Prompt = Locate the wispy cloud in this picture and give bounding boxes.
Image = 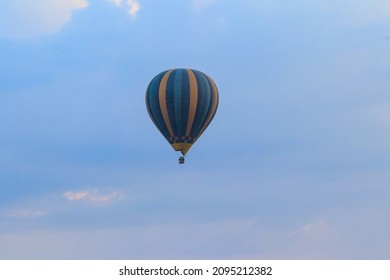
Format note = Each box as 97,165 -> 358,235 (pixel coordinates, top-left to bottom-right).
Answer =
110,0 -> 122,6
193,0 -> 217,13
63,190 -> 123,203
127,0 -> 140,17
4,209 -> 47,219
109,0 -> 140,18
63,191 -> 90,201
299,220 -> 330,236
244,0 -> 390,26
0,0 -> 89,39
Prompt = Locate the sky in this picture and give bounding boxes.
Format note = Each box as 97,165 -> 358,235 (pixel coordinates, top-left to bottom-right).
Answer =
0,0 -> 389,259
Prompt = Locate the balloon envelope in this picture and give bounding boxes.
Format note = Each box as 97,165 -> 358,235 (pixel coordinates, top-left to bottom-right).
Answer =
145,68 -> 219,156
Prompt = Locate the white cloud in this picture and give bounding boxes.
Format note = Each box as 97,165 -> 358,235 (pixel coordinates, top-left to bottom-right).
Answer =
110,0 -> 122,6
193,0 -> 217,13
260,220 -> 336,259
127,0 -> 140,17
243,0 -> 390,26
298,221 -> 330,236
109,0 -> 140,18
63,190 -> 123,203
63,191 -> 90,201
3,209 -> 47,219
0,0 -> 88,39
314,0 -> 390,26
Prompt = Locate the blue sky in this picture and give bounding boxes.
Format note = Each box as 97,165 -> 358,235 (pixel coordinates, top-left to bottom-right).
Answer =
0,0 -> 390,259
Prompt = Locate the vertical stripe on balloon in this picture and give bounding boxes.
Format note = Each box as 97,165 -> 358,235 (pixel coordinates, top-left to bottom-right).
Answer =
158,70 -> 174,138
197,75 -> 219,139
185,69 -> 198,137
146,71 -> 171,140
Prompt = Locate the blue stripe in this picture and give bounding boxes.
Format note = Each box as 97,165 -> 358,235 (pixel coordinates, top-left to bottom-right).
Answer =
173,69 -> 184,137
190,70 -> 212,138
198,74 -> 219,137
165,70 -> 176,135
180,69 -> 190,137
146,70 -> 171,142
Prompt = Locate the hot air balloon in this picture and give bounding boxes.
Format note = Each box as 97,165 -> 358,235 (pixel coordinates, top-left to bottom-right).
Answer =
145,68 -> 219,164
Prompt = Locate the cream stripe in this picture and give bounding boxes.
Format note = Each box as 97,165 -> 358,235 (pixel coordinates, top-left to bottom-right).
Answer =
185,69 -> 198,136
159,70 -> 174,137
198,77 -> 218,137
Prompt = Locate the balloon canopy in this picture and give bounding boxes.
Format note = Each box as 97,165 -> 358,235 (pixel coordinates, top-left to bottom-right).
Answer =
145,68 -> 219,157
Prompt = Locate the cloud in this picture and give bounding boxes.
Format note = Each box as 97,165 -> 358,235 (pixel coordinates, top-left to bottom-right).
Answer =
266,220 -> 336,259
63,190 -> 123,203
3,210 -> 47,219
63,191 -> 90,201
297,221 -> 331,239
343,0 -> 390,25
108,0 -> 140,18
0,219 -> 267,259
0,0 -> 88,39
110,0 -> 122,6
244,0 -> 390,26
127,0 -> 140,17
193,0 -> 217,13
